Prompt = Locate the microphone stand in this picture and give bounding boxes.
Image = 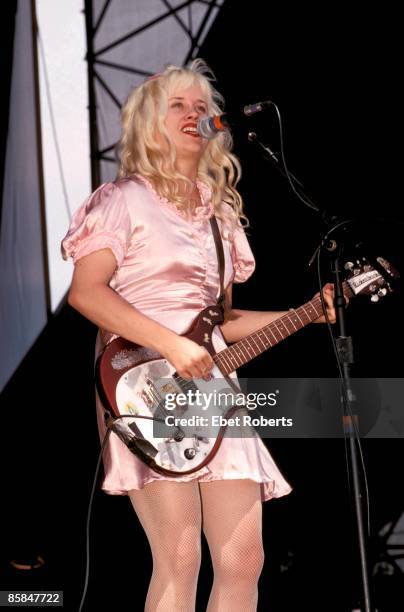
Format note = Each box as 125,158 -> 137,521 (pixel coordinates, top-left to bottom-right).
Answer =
248,132 -> 374,611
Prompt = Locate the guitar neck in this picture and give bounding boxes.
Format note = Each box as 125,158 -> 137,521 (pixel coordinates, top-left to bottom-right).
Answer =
213,282 -> 352,375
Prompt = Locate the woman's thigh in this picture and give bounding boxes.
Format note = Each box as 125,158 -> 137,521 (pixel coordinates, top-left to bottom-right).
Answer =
128,479 -> 203,558
199,479 -> 264,570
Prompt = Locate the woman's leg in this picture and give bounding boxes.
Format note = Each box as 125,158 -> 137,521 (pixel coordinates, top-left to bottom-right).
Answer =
199,479 -> 264,612
128,480 -> 202,612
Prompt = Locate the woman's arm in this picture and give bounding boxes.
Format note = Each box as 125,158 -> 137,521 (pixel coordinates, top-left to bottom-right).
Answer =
219,283 -> 288,343
68,248 -> 178,352
68,248 -> 214,378
219,283 -> 337,344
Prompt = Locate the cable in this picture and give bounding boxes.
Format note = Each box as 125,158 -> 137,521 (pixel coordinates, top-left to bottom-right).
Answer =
77,426 -> 112,612
267,101 -> 372,536
271,102 -> 321,213
77,413 -> 166,612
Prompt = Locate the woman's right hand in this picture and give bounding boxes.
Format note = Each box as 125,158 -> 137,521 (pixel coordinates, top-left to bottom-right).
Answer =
160,335 -> 215,380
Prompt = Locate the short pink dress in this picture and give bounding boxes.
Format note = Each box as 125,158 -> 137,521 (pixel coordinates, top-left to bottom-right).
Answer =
62,175 -> 292,502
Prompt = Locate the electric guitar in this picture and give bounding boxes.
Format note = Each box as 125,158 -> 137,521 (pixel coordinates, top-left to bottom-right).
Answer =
96,256 -> 398,476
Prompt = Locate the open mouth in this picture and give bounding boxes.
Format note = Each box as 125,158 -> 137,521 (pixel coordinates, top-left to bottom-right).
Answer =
181,125 -> 200,138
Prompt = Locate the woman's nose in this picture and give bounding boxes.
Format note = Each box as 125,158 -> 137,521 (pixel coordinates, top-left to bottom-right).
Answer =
185,107 -> 199,119
186,103 -> 206,118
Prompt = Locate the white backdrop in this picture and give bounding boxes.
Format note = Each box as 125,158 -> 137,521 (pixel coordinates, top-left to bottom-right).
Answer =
0,0 -> 224,392
0,0 -> 47,392
36,0 -> 91,312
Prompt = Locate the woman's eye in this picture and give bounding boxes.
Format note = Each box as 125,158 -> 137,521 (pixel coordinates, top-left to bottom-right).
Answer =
170,102 -> 207,114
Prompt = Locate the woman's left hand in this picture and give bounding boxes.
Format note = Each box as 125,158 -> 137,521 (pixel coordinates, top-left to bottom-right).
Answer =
313,282 -> 338,323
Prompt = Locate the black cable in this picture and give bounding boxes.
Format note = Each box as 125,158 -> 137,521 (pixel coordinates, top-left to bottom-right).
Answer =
77,413 -> 165,612
267,102 -> 372,538
77,426 -> 112,612
272,102 -> 321,214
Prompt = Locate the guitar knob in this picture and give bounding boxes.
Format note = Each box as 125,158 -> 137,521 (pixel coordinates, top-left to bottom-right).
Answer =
173,428 -> 185,442
371,294 -> 379,302
184,448 -> 197,460
378,288 -> 387,297
344,262 -> 354,270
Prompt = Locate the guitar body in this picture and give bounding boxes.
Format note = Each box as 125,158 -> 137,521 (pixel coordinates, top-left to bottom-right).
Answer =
95,256 -> 397,476
96,304 -> 247,476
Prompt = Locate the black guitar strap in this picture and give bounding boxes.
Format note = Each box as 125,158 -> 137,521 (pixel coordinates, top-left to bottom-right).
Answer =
209,215 -> 247,400
210,215 -> 226,310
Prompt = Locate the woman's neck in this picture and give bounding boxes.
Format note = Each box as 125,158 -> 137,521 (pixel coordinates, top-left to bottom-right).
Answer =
176,163 -> 202,220
175,158 -> 199,184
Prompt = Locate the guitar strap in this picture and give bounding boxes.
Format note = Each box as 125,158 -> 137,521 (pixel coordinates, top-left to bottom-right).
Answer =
209,215 -> 226,311
209,215 -> 249,410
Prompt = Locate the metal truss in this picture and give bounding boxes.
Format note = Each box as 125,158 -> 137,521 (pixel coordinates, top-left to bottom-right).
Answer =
84,0 -> 225,187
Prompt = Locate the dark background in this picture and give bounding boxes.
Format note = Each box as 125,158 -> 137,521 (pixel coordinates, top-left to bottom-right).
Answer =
1,2 -> 403,611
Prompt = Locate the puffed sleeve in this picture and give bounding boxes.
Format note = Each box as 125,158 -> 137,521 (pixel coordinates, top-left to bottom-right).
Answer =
221,202 -> 256,283
231,223 -> 256,283
61,182 -> 132,267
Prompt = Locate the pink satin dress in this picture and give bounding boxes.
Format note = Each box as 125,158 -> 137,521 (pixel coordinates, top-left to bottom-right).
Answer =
62,175 -> 292,502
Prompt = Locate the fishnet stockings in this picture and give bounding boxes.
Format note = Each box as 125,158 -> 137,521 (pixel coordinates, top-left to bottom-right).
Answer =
200,480 -> 264,611
128,478 -> 263,612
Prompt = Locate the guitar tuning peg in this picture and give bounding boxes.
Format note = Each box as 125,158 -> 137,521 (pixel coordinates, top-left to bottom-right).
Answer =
344,261 -> 354,270
371,294 -> 380,302
377,256 -> 390,271
378,288 -> 387,297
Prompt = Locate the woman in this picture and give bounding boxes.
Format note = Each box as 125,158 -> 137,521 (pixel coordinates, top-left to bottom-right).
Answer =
62,59 -> 336,611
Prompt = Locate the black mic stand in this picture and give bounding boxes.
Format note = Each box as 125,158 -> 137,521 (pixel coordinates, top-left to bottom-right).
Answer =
248,132 -> 374,612
321,231 -> 373,612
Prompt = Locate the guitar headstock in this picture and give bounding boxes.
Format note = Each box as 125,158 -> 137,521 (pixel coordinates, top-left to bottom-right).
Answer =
344,256 -> 400,302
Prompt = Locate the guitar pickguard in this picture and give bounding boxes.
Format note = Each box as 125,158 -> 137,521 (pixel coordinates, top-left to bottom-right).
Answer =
114,358 -> 244,472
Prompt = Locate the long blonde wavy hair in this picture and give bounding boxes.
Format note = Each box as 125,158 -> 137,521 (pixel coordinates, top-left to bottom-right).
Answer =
117,58 -> 248,227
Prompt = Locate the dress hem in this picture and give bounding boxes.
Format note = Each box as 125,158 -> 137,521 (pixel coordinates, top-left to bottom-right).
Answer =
101,474 -> 292,503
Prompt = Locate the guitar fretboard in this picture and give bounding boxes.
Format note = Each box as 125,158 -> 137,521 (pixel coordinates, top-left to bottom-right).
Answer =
213,282 -> 351,376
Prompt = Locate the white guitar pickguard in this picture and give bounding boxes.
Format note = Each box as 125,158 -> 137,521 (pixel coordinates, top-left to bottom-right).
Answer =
115,359 -> 244,473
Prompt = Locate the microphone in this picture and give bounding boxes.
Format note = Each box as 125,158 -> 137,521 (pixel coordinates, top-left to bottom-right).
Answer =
197,114 -> 230,139
243,100 -> 273,116
197,100 -> 273,139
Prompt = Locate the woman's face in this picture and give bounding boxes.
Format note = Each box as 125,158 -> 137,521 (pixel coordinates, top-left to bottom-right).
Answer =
163,83 -> 209,162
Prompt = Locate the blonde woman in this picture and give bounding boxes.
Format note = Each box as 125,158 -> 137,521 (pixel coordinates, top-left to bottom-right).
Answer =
62,59 -> 335,611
